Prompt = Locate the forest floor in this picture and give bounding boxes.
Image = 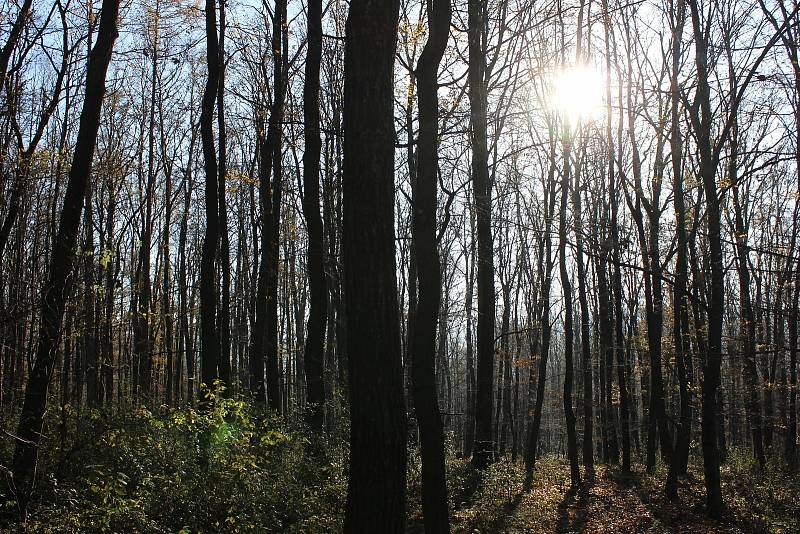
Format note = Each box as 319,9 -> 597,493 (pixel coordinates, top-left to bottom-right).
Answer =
442,453 -> 799,533
2,402 -> 798,532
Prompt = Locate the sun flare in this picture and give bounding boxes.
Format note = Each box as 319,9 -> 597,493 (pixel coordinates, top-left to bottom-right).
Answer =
549,64 -> 606,124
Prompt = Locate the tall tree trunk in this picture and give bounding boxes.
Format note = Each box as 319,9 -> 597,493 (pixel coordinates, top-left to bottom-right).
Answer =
568,0 -> 594,475
687,0 -> 724,516
411,0 -> 451,529
574,156 -> 593,472
10,0 -> 119,505
135,10 -> 160,399
265,0 -> 286,412
666,0 -> 692,500
498,284 -> 512,454
597,249 -> 617,465
216,0 -> 232,390
612,251 -> 631,473
301,0 -> 327,434
463,206 -> 476,457
559,128 -> 580,487
623,17 -> 672,465
731,184 -> 766,468
469,0 -> 497,472
602,0 -> 623,466
787,273 -> 798,472
180,118 -> 196,405
83,180 -> 100,406
342,0 -> 406,530
101,181 -> 117,404
251,0 -> 286,410
523,143 -> 556,490
162,125 -> 174,405
199,0 -> 221,404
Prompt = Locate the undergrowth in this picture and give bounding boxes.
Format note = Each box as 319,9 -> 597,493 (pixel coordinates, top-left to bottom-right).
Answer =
1,396 -> 347,533
2,406 -> 798,533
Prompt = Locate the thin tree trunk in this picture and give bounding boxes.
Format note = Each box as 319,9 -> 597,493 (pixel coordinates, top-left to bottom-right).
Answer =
83,179 -> 99,406
666,0 -> 692,500
217,0 -> 232,390
523,142 -> 556,491
732,179 -> 766,468
251,0 -> 286,410
687,0 -> 724,516
559,127 -> 580,487
787,274 -> 798,472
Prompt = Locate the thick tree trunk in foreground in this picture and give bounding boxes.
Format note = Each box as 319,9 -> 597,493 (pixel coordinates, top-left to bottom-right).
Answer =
342,0 -> 406,530
411,0 -> 451,530
11,0 -> 119,505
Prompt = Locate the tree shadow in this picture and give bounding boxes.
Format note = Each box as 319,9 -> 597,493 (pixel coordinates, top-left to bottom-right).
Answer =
556,480 -> 591,533
609,467 -> 641,489
483,491 -> 525,533
450,465 -> 482,511
609,466 -> 727,531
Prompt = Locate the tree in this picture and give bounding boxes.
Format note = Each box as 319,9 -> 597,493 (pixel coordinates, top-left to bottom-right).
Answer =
523,124 -> 557,491
341,0 -> 406,530
199,0 -> 221,404
411,0 -> 452,529
216,0 -> 232,390
10,0 -> 120,507
251,0 -> 286,411
685,0 -> 788,516
301,0 -> 326,434
558,115 -> 580,488
666,0 -> 693,500
469,0 -> 497,472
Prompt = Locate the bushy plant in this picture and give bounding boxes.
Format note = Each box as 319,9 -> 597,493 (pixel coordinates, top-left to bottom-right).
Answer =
0,394 -> 347,533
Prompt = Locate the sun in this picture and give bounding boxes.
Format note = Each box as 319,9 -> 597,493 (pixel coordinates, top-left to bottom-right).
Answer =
549,64 -> 606,124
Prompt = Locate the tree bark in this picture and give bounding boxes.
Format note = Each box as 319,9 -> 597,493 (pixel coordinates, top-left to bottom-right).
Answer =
251,0 -> 286,410
411,0 -> 451,530
469,0 -> 497,472
199,0 -> 221,404
301,0 -> 327,434
342,0 -> 406,530
217,0 -> 232,390
731,174 -> 766,468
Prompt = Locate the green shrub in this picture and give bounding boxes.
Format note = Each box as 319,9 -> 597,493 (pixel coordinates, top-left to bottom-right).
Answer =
1,396 -> 346,533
